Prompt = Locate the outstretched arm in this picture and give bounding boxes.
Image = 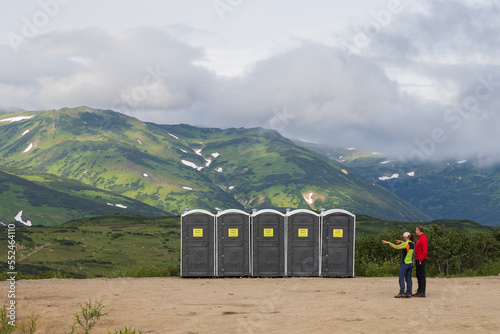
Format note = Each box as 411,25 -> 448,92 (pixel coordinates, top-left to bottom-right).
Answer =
382,240 -> 405,249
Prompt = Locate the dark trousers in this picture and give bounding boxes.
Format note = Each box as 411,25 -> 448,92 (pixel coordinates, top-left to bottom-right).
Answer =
398,263 -> 413,295
415,259 -> 427,293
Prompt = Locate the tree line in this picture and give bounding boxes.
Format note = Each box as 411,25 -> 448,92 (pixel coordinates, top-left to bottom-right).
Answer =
355,224 -> 500,277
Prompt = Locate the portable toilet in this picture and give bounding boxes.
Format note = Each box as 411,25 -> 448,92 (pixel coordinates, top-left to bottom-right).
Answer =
320,209 -> 355,277
286,209 -> 321,277
251,209 -> 286,277
216,209 -> 251,277
181,209 -> 216,277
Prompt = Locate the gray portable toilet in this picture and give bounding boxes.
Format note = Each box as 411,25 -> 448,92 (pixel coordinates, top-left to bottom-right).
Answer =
321,209 -> 355,277
251,209 -> 286,277
181,209 -> 216,277
216,209 -> 251,277
286,209 -> 320,277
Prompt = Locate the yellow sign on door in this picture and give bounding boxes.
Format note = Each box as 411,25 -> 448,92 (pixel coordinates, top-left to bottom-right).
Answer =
333,229 -> 343,238
298,228 -> 308,237
228,228 -> 239,237
263,228 -> 274,237
193,228 -> 203,237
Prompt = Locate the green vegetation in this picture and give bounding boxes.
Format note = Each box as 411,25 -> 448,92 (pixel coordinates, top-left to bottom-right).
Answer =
1,213 -> 499,280
19,314 -> 37,334
69,300 -> 108,334
0,215 -> 180,279
1,301 -> 144,334
0,107 -> 429,223
108,328 -> 142,334
1,304 -> 16,334
355,214 -> 497,238
0,306 -> 38,334
3,107 -> 500,226
0,168 -> 169,226
377,161 -> 500,226
356,224 -> 500,277
297,141 -> 500,226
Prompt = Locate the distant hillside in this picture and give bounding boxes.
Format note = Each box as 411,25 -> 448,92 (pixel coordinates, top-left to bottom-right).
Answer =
355,214 -> 498,237
0,107 -> 429,224
296,141 -> 500,226
0,166 -> 169,226
0,215 -> 180,279
2,213 -> 496,279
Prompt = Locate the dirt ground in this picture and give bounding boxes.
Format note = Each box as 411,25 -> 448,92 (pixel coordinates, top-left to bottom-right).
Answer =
1,276 -> 500,333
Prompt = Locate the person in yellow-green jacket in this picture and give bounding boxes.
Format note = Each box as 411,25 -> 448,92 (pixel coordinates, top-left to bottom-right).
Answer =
382,232 -> 415,298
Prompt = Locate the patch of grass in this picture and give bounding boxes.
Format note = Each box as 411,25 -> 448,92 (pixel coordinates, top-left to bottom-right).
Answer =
479,260 -> 500,276
0,304 -> 16,334
113,263 -> 180,278
69,300 -> 107,334
1,215 -> 180,279
108,327 -> 143,334
18,314 -> 38,334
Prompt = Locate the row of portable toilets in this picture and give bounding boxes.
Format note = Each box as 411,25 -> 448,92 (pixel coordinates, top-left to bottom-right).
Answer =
181,209 -> 355,278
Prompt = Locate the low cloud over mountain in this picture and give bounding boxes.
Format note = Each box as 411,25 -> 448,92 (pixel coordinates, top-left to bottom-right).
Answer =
1,0 -> 499,162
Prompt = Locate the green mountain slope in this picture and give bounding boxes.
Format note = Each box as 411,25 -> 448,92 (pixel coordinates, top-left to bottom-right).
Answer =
0,107 -> 429,222
0,215 -> 180,279
0,166 -> 169,226
296,141 -> 500,226
163,124 -> 429,221
373,160 -> 500,226
0,107 -> 243,216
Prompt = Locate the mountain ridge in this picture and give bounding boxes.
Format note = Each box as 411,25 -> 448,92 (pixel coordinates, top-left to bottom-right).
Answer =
0,107 -> 429,224
295,141 -> 500,226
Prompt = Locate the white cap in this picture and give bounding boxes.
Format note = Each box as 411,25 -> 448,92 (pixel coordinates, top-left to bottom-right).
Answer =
402,232 -> 411,238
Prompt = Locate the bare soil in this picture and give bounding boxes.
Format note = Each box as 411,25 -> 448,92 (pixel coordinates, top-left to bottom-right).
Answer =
2,276 -> 500,333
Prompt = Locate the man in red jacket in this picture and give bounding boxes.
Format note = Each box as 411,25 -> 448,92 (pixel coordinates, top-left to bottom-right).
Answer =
413,226 -> 428,297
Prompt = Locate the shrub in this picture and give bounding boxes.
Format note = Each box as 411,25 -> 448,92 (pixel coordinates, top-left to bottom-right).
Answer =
355,226 -> 500,277
68,300 -> 107,334
0,304 -> 16,334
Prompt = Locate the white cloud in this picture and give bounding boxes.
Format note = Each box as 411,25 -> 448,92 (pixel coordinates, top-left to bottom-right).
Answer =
0,1 -> 499,161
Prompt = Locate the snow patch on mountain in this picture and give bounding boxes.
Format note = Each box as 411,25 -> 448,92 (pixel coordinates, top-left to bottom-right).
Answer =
301,190 -> 325,207
379,173 -> 399,181
1,115 -> 34,123
187,149 -> 218,168
181,160 -> 204,171
168,133 -> 179,140
107,203 -> 128,209
304,192 -> 314,204
14,210 -> 32,226
22,143 -> 33,153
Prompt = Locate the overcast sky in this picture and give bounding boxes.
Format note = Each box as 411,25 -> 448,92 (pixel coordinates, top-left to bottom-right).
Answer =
1,0 -> 499,163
